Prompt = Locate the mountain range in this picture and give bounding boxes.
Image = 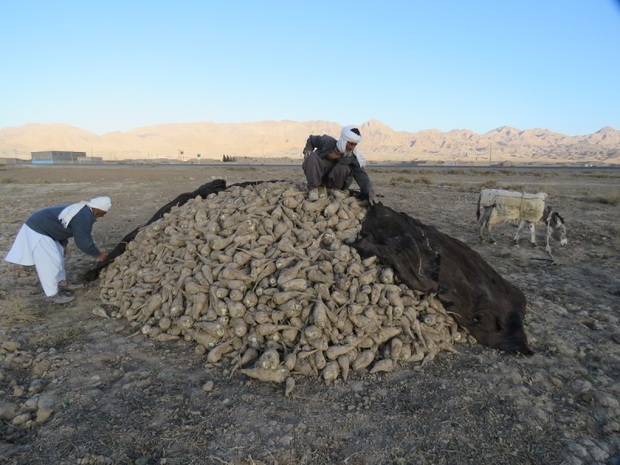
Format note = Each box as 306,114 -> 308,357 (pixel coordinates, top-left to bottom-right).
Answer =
1,120 -> 618,165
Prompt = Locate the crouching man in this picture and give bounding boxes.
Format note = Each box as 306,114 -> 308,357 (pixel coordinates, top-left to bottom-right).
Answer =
302,125 -> 378,205
5,196 -> 111,304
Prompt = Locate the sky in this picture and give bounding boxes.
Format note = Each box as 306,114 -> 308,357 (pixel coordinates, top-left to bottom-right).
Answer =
1,1 -> 619,136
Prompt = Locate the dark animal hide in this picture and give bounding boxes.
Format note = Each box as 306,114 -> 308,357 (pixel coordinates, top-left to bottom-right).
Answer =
353,204 -> 533,355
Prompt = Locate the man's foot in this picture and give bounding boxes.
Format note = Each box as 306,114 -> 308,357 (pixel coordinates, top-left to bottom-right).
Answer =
308,189 -> 319,201
49,293 -> 75,304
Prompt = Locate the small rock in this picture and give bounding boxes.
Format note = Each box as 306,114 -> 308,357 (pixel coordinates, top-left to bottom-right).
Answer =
579,391 -> 596,404
202,381 -> 214,392
36,407 -> 54,423
12,413 -> 31,426
0,402 -> 19,420
28,379 -> 44,394
23,395 -> 40,411
508,370 -> 523,384
1,341 -> 21,352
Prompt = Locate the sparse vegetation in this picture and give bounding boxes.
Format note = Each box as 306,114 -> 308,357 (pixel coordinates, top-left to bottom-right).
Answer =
585,191 -> 620,205
502,184 -> 530,192
388,176 -> 412,185
387,175 -> 433,186
28,325 -> 87,349
0,296 -> 44,325
479,180 -> 499,189
415,176 -> 432,185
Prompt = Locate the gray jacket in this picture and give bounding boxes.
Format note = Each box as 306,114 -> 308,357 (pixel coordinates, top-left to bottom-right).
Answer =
25,204 -> 101,256
303,134 -> 374,193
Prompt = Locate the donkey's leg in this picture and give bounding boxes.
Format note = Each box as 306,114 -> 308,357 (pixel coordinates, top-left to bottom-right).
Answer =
529,222 -> 537,247
513,220 -> 526,246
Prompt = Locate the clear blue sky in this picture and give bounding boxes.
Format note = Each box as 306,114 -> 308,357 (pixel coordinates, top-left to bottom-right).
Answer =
1,1 -> 619,136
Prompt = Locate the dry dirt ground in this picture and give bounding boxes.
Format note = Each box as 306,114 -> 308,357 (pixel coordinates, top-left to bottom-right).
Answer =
0,164 -> 619,465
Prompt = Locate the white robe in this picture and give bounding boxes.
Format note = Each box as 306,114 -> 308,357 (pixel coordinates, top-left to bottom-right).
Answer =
5,224 -> 66,297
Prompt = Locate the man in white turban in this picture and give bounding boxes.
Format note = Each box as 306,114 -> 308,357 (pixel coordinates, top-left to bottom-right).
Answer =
5,196 -> 111,304
302,125 -> 378,205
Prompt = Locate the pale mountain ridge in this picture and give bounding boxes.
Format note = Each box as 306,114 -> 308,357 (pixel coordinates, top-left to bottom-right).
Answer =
0,120 -> 618,164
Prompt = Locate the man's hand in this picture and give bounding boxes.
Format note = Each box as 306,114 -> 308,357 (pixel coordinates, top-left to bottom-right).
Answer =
96,252 -> 108,262
368,191 -> 378,206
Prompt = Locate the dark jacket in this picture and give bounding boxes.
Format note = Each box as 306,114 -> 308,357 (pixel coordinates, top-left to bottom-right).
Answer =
303,134 -> 374,193
25,204 -> 101,256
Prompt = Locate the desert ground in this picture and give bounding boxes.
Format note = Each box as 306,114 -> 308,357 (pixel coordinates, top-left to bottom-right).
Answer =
0,164 -> 619,465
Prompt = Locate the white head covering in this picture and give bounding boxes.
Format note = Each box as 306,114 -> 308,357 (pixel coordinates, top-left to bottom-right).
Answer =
58,196 -> 111,228
88,196 -> 112,212
336,126 -> 362,153
336,125 -> 366,167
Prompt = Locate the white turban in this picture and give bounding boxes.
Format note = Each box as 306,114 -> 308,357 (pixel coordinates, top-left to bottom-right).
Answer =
88,196 -> 112,212
336,126 -> 366,167
336,126 -> 362,153
58,196 -> 111,228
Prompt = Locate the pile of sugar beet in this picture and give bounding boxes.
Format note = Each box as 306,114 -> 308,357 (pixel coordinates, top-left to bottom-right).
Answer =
99,181 -> 472,393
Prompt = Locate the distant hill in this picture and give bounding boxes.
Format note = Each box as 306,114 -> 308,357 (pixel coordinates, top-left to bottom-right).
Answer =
0,120 -> 618,165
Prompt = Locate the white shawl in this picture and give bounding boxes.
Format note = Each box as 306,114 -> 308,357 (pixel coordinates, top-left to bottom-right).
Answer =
58,196 -> 111,228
